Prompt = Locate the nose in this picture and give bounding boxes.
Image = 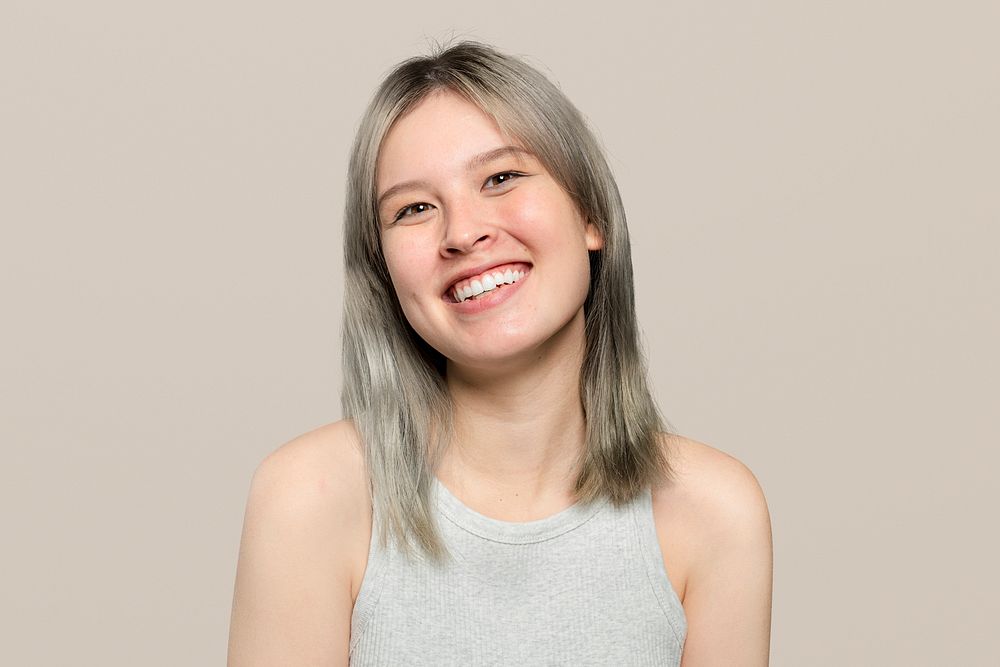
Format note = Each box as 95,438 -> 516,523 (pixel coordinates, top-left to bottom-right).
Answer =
439,200 -> 496,257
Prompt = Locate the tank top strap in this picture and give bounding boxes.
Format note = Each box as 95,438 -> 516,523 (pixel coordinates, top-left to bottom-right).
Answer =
348,502 -> 391,653
628,487 -> 688,644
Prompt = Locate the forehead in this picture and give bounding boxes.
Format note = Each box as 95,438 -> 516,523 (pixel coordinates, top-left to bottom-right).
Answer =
376,91 -> 523,190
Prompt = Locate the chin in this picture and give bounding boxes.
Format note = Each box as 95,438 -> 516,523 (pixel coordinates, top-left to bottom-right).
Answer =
426,310 -> 588,374
444,345 -> 527,368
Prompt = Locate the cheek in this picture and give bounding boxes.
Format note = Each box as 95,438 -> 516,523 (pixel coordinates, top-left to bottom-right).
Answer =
498,186 -> 589,244
380,234 -> 444,341
506,194 -> 593,292
496,194 -> 565,246
382,234 -> 430,293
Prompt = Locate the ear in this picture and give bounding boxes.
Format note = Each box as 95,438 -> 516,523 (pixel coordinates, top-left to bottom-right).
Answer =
584,221 -> 605,251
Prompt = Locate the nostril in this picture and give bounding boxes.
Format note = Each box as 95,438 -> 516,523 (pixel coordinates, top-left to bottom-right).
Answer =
445,233 -> 491,254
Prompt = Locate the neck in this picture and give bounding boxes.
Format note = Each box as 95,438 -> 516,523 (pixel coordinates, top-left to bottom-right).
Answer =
437,311 -> 588,519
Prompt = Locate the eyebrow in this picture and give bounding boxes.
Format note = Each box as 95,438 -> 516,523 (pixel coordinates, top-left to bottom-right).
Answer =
466,145 -> 533,170
376,145 -> 534,212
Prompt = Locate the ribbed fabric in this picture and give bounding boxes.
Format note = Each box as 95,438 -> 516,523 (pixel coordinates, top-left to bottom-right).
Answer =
349,477 -> 687,666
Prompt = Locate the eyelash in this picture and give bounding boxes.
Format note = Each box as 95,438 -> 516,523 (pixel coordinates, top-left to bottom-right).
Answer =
392,202 -> 434,222
483,171 -> 524,189
391,171 -> 526,222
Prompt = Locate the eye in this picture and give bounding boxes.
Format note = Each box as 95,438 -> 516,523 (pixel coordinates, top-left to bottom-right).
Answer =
392,202 -> 435,223
483,171 -> 525,190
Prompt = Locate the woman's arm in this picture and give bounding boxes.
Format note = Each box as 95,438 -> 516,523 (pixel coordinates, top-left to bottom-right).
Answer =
227,421 -> 371,667
657,437 -> 773,666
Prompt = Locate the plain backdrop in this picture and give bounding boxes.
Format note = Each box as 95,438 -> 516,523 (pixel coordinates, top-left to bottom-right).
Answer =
2,1 -> 997,665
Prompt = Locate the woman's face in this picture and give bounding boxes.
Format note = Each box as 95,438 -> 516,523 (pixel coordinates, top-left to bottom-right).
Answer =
376,90 -> 603,372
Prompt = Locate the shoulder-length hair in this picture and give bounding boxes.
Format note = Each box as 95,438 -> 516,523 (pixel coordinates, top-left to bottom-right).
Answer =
342,40 -> 673,561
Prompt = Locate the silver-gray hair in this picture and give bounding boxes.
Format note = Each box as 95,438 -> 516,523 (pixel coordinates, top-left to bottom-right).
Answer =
342,41 -> 673,561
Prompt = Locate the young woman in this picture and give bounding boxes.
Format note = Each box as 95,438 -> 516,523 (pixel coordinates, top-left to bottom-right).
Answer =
229,42 -> 772,666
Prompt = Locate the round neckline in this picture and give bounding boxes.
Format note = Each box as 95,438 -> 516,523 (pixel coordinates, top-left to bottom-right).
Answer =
432,476 -> 608,544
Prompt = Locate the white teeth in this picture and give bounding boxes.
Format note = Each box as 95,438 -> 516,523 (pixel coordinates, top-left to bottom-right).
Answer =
453,267 -> 527,302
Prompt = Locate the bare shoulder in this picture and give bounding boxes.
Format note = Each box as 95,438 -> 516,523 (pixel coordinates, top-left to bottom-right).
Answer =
248,418 -> 373,592
254,419 -> 369,511
228,419 -> 371,667
246,419 -> 372,556
652,434 -> 773,664
656,433 -> 770,529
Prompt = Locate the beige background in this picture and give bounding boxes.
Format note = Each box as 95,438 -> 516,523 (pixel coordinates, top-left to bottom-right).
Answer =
2,1 -> 997,665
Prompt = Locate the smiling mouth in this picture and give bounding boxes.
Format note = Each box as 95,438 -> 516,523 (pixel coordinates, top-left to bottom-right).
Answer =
446,263 -> 531,303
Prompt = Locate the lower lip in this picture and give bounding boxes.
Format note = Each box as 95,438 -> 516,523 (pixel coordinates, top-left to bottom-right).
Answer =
444,272 -> 529,314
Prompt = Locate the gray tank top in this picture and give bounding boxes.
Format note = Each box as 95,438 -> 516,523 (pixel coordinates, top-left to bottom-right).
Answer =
349,477 -> 687,666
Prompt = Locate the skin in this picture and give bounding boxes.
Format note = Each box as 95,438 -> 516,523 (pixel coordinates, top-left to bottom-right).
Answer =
228,91 -> 772,666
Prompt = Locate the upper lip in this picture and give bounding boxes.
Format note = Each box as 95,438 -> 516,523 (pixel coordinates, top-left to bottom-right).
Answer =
442,260 -> 530,294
